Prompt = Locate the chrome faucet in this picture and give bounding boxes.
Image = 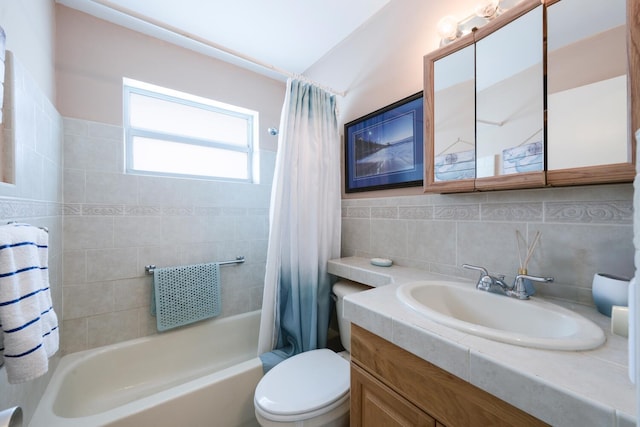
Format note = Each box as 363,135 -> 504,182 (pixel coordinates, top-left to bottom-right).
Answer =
462,264 -> 554,299
462,264 -> 508,293
511,272 -> 554,299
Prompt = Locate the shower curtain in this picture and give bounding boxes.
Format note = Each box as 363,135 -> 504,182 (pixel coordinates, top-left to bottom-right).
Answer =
258,79 -> 341,370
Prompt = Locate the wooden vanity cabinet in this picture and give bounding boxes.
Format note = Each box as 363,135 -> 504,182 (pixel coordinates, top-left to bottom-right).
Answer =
350,324 -> 548,427
351,364 -> 435,426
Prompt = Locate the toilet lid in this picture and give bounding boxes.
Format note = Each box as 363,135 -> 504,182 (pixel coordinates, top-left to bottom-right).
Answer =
254,349 -> 350,416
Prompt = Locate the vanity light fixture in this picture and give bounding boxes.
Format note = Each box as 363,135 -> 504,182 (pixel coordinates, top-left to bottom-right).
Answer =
436,15 -> 459,41
475,0 -> 501,19
436,0 -> 519,46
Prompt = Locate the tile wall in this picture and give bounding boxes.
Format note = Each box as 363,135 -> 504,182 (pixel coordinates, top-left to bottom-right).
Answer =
341,184 -> 634,305
61,117 -> 276,354
0,52 -> 64,422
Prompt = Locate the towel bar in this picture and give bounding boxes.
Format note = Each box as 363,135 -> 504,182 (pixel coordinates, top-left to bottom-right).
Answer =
145,256 -> 245,275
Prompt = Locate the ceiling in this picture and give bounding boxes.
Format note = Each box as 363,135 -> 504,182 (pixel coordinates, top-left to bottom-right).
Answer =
55,0 -> 391,80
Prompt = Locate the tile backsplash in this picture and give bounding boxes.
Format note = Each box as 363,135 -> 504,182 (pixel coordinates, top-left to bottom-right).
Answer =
341,184 -> 634,305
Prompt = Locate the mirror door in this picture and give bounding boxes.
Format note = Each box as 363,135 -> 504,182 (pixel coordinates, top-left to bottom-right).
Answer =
425,35 -> 476,193
546,0 -> 635,186
474,1 -> 545,190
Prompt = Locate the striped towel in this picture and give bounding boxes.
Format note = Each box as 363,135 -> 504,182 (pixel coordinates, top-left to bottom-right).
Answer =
0,223 -> 59,384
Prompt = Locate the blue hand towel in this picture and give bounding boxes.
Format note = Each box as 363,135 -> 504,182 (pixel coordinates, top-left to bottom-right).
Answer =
0,223 -> 59,384
152,262 -> 221,331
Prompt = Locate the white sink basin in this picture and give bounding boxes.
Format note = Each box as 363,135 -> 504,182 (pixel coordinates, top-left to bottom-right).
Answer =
396,281 -> 605,351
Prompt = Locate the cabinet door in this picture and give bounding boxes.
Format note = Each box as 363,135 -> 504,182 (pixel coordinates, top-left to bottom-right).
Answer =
351,363 -> 435,427
351,324 -> 548,427
545,0 -> 636,186
424,34 -> 476,194
473,0 -> 545,191
424,0 -> 546,193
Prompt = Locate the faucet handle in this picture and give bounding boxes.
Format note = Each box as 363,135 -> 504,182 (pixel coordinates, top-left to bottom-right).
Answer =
511,273 -> 554,299
462,264 -> 489,276
515,273 -> 554,284
463,264 -> 492,291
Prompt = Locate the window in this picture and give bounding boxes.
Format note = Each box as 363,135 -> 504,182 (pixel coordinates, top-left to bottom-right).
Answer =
123,78 -> 258,182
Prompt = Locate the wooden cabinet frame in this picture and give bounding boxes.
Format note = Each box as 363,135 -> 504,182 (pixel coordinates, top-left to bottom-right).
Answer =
350,324 -> 548,427
424,0 -> 639,194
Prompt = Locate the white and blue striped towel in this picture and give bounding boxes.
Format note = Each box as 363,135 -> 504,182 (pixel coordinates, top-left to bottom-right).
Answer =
0,223 -> 59,384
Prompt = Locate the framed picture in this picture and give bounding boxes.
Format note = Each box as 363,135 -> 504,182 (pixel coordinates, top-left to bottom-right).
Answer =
344,92 -> 424,193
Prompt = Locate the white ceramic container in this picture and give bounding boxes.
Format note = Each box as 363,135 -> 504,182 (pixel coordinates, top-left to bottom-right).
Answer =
592,273 -> 630,317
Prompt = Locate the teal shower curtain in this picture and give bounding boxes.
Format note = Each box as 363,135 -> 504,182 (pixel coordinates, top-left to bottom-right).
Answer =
258,79 -> 341,370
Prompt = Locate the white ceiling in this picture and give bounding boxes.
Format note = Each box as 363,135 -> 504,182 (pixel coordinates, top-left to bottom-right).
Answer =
56,0 -> 391,80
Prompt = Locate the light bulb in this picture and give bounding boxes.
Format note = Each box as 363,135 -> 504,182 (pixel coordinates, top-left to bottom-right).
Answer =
475,0 -> 500,19
437,15 -> 459,41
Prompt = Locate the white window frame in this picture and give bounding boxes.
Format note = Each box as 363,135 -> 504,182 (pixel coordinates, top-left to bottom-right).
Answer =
123,78 -> 258,183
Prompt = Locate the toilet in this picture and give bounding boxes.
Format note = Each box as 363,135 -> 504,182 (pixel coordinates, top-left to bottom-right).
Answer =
254,280 -> 370,427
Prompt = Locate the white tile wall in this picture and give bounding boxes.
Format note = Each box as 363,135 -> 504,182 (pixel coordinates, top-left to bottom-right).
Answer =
61,117 -> 276,354
0,52 -> 64,424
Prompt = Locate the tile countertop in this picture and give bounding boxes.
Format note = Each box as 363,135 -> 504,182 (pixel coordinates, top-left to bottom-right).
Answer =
329,256 -> 636,427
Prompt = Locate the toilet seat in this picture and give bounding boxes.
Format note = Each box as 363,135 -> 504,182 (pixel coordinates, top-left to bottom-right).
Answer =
254,349 -> 350,422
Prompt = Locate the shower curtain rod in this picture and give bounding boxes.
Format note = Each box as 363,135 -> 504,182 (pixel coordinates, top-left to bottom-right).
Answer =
87,0 -> 347,97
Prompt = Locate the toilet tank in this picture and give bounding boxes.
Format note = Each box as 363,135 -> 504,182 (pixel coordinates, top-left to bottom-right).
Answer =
332,280 -> 371,352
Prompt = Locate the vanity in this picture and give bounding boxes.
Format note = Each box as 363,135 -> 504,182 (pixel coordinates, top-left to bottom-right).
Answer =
329,257 -> 635,427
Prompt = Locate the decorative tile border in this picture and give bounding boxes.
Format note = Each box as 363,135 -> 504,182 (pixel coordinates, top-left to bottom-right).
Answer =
345,206 -> 371,218
62,203 -> 268,218
83,204 -> 125,216
371,206 -> 398,219
194,207 -> 222,216
0,199 -> 52,219
434,204 -> 480,221
162,206 -> 193,216
342,199 -> 632,225
62,204 -> 80,216
545,201 -> 632,224
481,202 -> 543,222
125,205 -> 163,216
48,202 -> 65,216
399,206 -> 433,220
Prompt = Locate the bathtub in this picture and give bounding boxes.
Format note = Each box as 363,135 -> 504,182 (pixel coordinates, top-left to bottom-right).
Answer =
29,310 -> 263,427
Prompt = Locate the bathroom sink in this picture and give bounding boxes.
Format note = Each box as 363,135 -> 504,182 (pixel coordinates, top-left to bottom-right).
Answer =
396,281 -> 605,351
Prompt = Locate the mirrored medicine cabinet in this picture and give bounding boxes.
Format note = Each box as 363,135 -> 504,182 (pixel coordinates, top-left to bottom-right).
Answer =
424,0 -> 639,193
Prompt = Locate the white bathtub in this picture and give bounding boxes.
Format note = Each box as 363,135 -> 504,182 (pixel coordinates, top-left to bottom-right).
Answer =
29,310 -> 263,427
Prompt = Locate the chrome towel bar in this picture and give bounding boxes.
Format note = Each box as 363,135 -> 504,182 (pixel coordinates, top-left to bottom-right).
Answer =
145,256 -> 245,275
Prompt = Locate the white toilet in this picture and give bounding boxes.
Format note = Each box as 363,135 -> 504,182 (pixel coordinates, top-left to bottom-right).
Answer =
254,280 -> 370,427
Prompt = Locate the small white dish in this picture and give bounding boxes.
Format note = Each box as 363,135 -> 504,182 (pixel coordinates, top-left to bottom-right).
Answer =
370,258 -> 393,267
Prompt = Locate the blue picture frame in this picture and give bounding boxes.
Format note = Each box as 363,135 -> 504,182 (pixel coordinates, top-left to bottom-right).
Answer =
344,92 -> 424,193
